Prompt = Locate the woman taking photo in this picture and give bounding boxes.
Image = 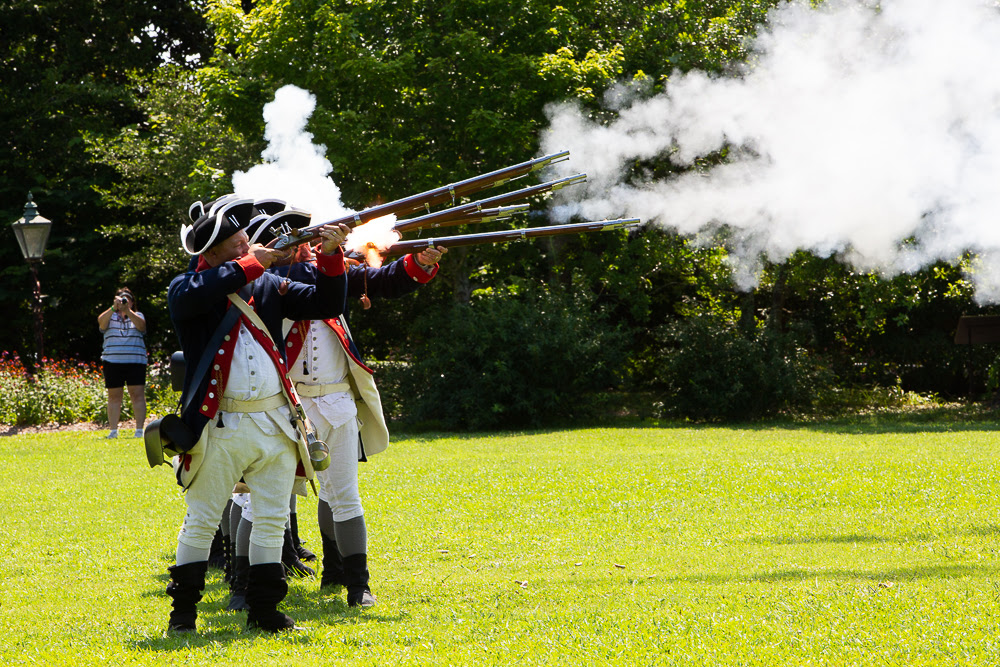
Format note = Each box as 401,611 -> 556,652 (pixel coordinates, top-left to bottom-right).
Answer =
97,288 -> 147,439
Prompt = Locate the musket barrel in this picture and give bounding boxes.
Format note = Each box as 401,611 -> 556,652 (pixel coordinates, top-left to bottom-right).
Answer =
383,218 -> 642,256
431,204 -> 530,228
391,202 -> 531,233
272,152 -> 574,249
392,174 -> 586,234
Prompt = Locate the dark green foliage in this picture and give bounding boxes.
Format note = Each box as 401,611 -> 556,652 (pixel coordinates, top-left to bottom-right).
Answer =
5,0 -> 997,427
755,254 -> 989,400
0,0 -> 211,363
622,0 -> 781,78
398,288 -> 627,430
654,315 -> 832,421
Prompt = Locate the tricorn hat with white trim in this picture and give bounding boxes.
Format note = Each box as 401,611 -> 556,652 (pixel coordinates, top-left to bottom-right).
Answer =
180,198 -> 256,255
247,209 -> 312,246
253,198 -> 287,217
187,193 -> 239,223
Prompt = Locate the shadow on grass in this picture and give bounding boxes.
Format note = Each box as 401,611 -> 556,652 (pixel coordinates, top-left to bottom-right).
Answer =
745,532 -> 893,546
767,414 -> 1000,435
9,404 -> 999,442
389,405 -> 1000,441
654,406 -> 1000,435
746,524 -> 1000,546
670,562 -> 1000,585
966,525 -> 1000,538
132,575 -> 404,652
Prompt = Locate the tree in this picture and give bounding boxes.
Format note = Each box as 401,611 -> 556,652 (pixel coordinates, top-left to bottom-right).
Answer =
189,1 -> 781,352
82,65 -> 260,354
0,0 -> 211,361
80,0 -> 808,424
756,253 -> 987,398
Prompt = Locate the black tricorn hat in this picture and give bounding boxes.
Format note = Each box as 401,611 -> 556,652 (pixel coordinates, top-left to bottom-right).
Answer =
247,209 -> 312,246
253,198 -> 287,217
187,193 -> 238,223
180,198 -> 256,255
207,194 -> 239,217
187,200 -> 203,223
245,200 -> 289,244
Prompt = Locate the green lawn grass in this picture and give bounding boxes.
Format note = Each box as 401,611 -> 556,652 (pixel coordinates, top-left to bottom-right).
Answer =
2,417 -> 1000,665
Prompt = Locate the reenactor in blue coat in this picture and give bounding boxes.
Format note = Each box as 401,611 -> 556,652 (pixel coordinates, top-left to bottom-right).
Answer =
163,196 -> 350,634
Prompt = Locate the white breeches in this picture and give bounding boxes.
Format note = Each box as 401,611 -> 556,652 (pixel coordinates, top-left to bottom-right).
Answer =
310,409 -> 364,522
178,415 -> 297,551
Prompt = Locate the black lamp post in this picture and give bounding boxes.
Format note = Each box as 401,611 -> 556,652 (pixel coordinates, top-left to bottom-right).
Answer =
11,192 -> 52,371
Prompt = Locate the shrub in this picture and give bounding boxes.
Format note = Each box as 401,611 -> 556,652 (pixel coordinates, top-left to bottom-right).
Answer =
368,359 -> 410,425
811,382 -> 942,415
652,316 -> 832,421
399,289 -> 628,430
145,358 -> 182,419
0,352 -> 107,426
0,352 -> 179,427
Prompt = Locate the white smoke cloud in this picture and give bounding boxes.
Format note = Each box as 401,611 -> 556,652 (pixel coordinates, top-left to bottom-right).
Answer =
232,85 -> 353,223
541,0 -> 1000,301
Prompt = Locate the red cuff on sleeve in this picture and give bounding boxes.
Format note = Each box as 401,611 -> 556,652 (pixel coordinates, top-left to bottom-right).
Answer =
316,247 -> 347,277
235,254 -> 265,281
403,253 -> 437,283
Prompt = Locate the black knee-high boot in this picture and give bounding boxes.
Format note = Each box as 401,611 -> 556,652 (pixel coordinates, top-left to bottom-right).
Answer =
221,533 -> 233,583
227,555 -> 250,611
343,553 -> 376,607
220,499 -> 234,582
282,527 -> 315,578
166,561 -> 209,632
208,527 -> 227,571
289,512 -> 316,562
320,532 -> 346,589
245,562 -> 296,632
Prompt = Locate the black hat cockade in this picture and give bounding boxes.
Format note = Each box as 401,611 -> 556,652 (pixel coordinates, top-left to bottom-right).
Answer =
247,209 -> 312,246
180,198 -> 256,255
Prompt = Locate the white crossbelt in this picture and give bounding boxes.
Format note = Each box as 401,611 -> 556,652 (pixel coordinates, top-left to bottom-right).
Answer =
294,381 -> 352,398
218,393 -> 287,413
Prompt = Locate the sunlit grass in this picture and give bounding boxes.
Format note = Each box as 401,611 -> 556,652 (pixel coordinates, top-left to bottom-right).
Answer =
2,418 -> 1000,665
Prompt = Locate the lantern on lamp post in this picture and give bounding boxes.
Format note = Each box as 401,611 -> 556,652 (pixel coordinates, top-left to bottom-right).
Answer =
10,192 -> 52,371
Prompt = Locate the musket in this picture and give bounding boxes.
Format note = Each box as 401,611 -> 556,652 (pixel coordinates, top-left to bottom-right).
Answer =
343,205 -> 530,262
381,219 -> 642,257
389,204 -> 530,234
391,174 -> 586,234
271,151 -> 571,249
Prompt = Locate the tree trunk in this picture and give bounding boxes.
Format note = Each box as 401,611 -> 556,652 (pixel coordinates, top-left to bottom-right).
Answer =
451,246 -> 472,304
769,263 -> 787,332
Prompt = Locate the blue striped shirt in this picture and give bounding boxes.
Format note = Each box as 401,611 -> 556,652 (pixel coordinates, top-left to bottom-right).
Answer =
101,312 -> 147,365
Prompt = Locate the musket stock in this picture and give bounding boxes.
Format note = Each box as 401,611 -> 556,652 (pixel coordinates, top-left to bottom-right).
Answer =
381,218 -> 642,257
271,151 -> 572,249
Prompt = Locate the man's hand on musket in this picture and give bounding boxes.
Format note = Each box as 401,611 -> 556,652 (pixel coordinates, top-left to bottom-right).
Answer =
250,242 -> 294,270
317,223 -> 352,255
415,245 -> 448,271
